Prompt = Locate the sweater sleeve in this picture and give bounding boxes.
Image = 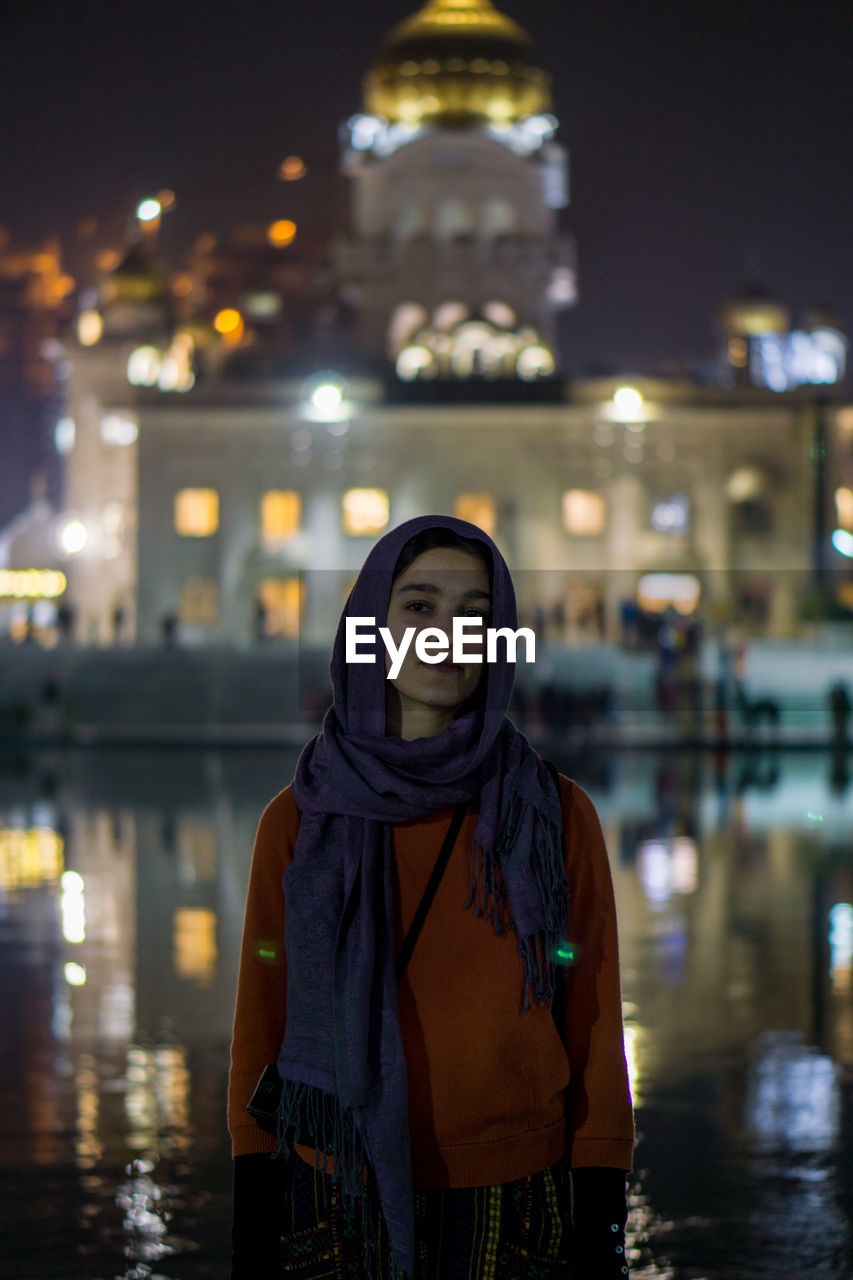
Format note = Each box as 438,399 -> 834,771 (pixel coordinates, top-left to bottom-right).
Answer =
227,788 -> 299,1157
559,779 -> 635,1172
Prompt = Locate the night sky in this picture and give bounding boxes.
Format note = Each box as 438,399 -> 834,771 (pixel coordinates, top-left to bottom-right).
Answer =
3,0 -> 853,375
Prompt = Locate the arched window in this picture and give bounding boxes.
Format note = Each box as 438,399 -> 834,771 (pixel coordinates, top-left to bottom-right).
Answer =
396,202 -> 427,241
481,198 -> 516,238
388,302 -> 428,357
435,199 -> 475,240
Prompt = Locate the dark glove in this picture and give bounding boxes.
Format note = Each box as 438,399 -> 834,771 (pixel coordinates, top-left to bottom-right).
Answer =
570,1166 -> 630,1279
232,1152 -> 291,1280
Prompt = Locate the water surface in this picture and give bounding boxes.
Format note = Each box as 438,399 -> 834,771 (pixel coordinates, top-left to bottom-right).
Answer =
0,746 -> 850,1278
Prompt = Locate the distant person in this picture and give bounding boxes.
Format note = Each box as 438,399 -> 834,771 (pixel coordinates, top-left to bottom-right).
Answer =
112,603 -> 126,645
254,597 -> 268,645
829,680 -> 851,747
56,601 -> 75,644
160,613 -> 178,648
228,515 -> 634,1279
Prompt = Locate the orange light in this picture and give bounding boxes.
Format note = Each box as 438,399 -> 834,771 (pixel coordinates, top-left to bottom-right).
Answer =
156,188 -> 177,211
213,308 -> 244,338
95,248 -> 120,272
171,273 -> 194,298
279,156 -> 306,181
267,219 -> 297,248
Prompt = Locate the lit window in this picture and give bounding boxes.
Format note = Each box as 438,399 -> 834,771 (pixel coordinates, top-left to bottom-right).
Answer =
179,578 -> 218,624
481,198 -> 516,238
342,489 -> 389,536
433,301 -> 470,331
637,574 -> 701,616
257,578 -> 303,638
100,413 -> 138,447
651,493 -> 690,536
396,203 -> 427,241
835,486 -> 853,531
261,491 -> 301,545
563,490 -> 605,536
175,489 -> 219,537
482,300 -> 517,329
173,908 -> 218,986
435,200 -> 474,240
388,301 -> 428,356
516,345 -> 555,381
455,494 -> 496,537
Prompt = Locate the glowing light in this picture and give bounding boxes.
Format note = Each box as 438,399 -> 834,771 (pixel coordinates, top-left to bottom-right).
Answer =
61,870 -> 86,944
279,155 -> 306,180
397,345 -> 435,381
55,417 -> 76,455
59,520 -> 87,556
155,188 -> 176,210
127,347 -> 161,387
64,962 -> 87,986
830,903 -> 853,974
100,413 -> 138,447
0,569 -> 67,600
243,291 -> 282,319
342,489 -> 389,536
726,467 -> 766,503
347,115 -> 384,151
267,220 -> 297,248
312,384 -> 342,414
651,494 -> 690,535
136,199 -> 162,223
77,310 -> 103,346
0,825 -> 64,890
613,387 -> 643,416
547,267 -> 577,306
301,377 -> 351,422
171,273 -> 193,298
214,308 -> 243,336
516,344 -> 555,380
832,529 -> 853,557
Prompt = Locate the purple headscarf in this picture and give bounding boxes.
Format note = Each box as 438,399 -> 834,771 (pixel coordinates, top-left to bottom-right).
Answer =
275,515 -> 569,1280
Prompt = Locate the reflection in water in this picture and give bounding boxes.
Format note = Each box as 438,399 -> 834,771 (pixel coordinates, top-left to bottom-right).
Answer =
0,746 -> 850,1277
745,1031 -> 840,1154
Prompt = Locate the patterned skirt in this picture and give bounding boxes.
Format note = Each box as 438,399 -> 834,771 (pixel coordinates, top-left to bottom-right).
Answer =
278,1150 -> 577,1280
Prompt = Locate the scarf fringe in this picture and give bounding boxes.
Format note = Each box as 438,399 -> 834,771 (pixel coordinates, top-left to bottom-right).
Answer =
275,1078 -> 412,1280
465,789 -> 570,1013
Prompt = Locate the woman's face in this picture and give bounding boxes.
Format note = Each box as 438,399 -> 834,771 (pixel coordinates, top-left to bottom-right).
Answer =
384,546 -> 491,739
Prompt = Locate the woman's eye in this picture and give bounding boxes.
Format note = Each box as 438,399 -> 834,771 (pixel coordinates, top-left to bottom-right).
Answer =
404,600 -> 431,614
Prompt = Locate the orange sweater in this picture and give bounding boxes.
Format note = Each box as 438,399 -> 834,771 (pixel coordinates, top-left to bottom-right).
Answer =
227,773 -> 634,1187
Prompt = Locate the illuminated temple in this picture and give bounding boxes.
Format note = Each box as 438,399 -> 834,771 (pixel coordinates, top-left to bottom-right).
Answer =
5,0 -> 849,648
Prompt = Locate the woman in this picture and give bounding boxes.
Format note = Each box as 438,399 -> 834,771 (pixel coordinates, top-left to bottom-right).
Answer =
228,514 -> 634,1279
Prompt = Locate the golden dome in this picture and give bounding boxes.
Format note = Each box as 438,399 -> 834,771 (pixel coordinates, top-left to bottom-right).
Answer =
718,284 -> 790,337
365,0 -> 551,127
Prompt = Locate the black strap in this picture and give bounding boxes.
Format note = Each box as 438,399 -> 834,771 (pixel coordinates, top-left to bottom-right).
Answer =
542,759 -> 567,1035
395,801 -> 468,985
